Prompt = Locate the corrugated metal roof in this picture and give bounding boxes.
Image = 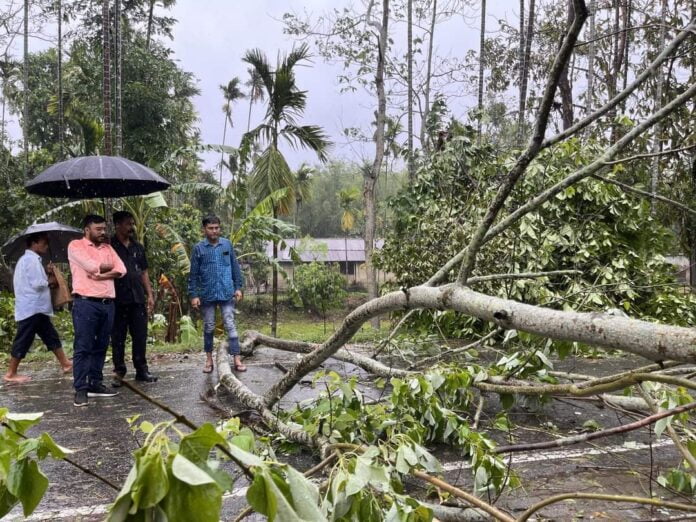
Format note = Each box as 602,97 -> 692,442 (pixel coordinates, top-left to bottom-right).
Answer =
264,238 -> 384,263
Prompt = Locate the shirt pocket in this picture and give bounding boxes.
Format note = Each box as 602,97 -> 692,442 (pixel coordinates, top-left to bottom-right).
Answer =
222,250 -> 232,267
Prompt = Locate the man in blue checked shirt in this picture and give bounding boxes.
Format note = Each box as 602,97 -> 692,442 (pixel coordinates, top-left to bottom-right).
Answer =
188,215 -> 245,373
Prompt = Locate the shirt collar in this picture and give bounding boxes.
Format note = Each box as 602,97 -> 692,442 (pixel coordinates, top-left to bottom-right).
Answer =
24,249 -> 41,259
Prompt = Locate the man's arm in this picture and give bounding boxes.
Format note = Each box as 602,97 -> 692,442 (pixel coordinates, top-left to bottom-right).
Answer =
230,243 -> 244,301
68,242 -> 100,275
26,257 -> 49,291
109,246 -> 127,277
187,245 -> 201,299
141,269 -> 155,313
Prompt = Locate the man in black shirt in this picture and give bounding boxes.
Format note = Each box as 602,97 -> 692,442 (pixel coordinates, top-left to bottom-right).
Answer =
110,211 -> 157,384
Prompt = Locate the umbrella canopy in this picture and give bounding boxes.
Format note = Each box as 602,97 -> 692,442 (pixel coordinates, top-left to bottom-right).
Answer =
25,155 -> 170,199
1,222 -> 83,264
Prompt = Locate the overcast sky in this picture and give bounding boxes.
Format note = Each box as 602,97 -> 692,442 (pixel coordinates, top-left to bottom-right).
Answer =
166,0 -> 513,173
8,1 -> 519,174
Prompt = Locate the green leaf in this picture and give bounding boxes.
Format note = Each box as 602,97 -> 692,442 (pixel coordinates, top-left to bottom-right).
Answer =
5,413 -> 43,435
246,473 -> 271,516
171,454 -> 216,486
500,393 -> 514,410
285,466 -> 324,520
7,458 -> 49,516
161,472 -> 222,522
108,467 -> 138,522
36,433 -> 71,460
130,450 -> 169,510
0,485 -> 19,519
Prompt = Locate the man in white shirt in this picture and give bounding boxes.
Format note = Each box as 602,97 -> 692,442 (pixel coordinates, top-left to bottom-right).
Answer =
3,232 -> 72,383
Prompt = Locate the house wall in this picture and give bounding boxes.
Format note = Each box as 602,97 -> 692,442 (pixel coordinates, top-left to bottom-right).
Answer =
251,262 -> 392,291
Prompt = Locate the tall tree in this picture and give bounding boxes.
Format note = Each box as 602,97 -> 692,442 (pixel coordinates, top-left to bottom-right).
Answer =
477,0 -> 486,141
517,0 -> 535,145
516,0 -> 525,145
406,0 -> 414,180
218,77 -> 244,185
420,0 -> 437,153
558,0 -> 574,130
650,0 -> 669,212
242,43 -> 330,336
102,0 -> 112,155
114,0 -> 122,155
365,0 -> 389,329
23,0 -> 28,177
56,0 -> 64,158
293,163 -> 313,231
245,67 -> 265,132
586,0 -> 596,115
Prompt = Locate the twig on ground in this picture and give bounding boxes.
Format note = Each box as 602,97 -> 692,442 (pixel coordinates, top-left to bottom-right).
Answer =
472,395 -> 485,430
117,377 -> 254,481
517,492 -> 696,521
493,400 -> 696,454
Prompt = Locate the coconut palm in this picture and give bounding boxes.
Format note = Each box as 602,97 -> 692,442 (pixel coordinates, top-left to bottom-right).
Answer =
242,42 -> 331,336
219,77 -> 245,185
338,186 -> 360,281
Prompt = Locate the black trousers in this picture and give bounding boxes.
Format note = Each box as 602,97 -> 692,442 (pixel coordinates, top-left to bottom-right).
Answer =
111,302 -> 149,377
11,313 -> 61,359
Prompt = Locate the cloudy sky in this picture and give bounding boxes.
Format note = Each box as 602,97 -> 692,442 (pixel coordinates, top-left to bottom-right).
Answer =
166,0 -> 513,172
8,1 -> 519,173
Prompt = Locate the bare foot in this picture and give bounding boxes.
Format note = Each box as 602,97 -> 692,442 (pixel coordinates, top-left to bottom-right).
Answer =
3,374 -> 31,384
61,364 -> 73,373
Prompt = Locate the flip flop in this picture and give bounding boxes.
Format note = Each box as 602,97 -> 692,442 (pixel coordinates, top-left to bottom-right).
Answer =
234,363 -> 247,372
203,361 -> 214,374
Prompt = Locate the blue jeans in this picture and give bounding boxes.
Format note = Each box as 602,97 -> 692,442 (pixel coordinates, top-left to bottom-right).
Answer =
201,299 -> 240,355
72,298 -> 114,391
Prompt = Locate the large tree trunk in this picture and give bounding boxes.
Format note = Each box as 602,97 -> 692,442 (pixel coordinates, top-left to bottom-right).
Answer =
114,0 -> 122,155
406,0 -> 414,180
558,0 -> 574,130
365,0 -> 389,330
23,0 -> 29,179
419,0 -> 436,154
650,0 -> 668,213
102,0 -> 112,156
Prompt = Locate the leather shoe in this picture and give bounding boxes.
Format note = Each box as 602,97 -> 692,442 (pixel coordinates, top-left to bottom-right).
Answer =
111,374 -> 125,388
135,372 -> 158,383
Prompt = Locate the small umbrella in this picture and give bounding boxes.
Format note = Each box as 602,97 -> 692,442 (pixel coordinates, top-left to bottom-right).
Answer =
25,155 -> 170,199
1,222 -> 83,264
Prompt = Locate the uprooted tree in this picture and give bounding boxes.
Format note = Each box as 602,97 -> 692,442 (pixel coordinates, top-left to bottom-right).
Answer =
206,3 -> 696,519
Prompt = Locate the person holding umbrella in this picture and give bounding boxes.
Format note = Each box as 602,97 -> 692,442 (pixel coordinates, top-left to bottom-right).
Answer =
68,215 -> 126,407
3,232 -> 73,383
110,210 -> 157,385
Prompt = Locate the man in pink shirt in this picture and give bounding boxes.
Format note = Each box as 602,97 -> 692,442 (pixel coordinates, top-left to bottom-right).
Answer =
68,215 -> 127,407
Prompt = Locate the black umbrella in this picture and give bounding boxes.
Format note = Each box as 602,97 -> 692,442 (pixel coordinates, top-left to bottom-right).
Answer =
25,155 -> 170,199
1,222 -> 83,264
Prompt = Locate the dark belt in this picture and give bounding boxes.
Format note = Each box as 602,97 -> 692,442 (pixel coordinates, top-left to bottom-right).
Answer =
73,294 -> 113,304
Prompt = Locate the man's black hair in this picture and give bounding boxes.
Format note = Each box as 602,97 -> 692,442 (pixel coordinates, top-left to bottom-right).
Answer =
113,210 -> 134,224
82,214 -> 106,228
202,214 -> 221,227
25,232 -> 49,248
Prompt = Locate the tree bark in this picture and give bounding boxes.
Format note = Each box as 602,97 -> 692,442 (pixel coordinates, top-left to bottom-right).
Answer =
146,0 -> 155,51
558,0 -> 575,130
406,0 -> 414,180
57,0 -> 64,159
102,0 -> 112,156
114,0 -> 122,156
516,0 -> 525,145
650,0 -> 668,214
271,207 -> 278,337
517,0 -> 536,145
365,0 -> 389,330
476,0 -> 486,142
420,0 -> 436,153
586,0 -> 596,115
23,0 -> 29,178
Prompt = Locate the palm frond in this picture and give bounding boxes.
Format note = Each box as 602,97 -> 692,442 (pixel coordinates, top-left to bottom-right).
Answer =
281,43 -> 311,73
280,125 -> 331,162
242,48 -> 274,98
249,147 -> 295,215
33,199 -> 99,224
